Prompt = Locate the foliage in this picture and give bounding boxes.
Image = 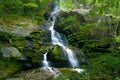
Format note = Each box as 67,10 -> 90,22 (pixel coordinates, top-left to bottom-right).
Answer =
0,0 -> 23,14
90,0 -> 120,15
0,58 -> 22,79
0,0 -> 50,22
86,53 -> 120,80
115,36 -> 120,42
59,0 -> 76,10
55,68 -> 90,80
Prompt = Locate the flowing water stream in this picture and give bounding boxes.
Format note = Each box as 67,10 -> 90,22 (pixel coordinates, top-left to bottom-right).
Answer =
49,1 -> 79,68
42,52 -> 50,68
42,52 -> 58,77
42,0 -> 84,74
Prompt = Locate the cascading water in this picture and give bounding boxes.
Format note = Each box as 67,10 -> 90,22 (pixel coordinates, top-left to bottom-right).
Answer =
42,52 -> 50,68
49,1 -> 79,68
42,52 -> 59,77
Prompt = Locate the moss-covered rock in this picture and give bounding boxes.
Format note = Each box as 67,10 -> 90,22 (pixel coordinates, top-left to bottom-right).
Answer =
51,45 -> 66,60
54,11 -> 86,36
23,30 -> 50,67
49,45 -> 68,67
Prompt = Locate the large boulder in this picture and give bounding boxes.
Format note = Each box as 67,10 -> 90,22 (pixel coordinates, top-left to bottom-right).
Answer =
0,19 -> 38,37
49,45 -> 68,67
54,10 -> 86,36
23,30 -> 51,67
1,47 -> 22,58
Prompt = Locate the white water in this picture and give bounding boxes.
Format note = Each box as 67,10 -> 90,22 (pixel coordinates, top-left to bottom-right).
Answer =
42,52 -> 59,77
49,1 -> 79,68
42,52 -> 49,68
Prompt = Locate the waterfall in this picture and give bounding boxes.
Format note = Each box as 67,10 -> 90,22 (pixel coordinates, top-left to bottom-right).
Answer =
49,1 -> 79,68
42,52 -> 50,68
42,52 -> 59,77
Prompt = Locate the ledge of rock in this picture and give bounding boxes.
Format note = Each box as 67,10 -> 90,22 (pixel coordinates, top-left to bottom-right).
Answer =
1,47 -> 22,58
0,20 -> 38,37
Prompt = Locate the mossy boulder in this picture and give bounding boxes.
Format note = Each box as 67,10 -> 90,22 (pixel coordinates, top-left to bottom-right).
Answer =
49,45 -> 68,67
51,45 -> 66,60
54,11 -> 86,36
23,30 -> 50,67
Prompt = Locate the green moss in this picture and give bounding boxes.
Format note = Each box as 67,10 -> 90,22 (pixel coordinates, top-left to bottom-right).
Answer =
22,30 -> 48,63
0,31 -> 12,42
115,36 -> 120,42
10,35 -> 26,49
51,45 -> 66,60
0,58 -> 22,79
84,52 -> 120,80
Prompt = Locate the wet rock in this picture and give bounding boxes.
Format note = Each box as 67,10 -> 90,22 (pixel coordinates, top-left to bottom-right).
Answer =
44,12 -> 51,20
39,21 -> 52,30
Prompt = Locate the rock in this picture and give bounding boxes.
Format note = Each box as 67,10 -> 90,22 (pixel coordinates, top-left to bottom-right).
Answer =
39,21 -> 52,30
0,21 -> 38,37
54,10 -> 86,36
7,68 -> 57,80
72,68 -> 84,73
72,8 -> 90,16
23,30 -> 51,67
1,47 -> 22,58
41,67 -> 61,78
11,22 -> 37,36
49,45 -> 68,67
44,12 -> 51,20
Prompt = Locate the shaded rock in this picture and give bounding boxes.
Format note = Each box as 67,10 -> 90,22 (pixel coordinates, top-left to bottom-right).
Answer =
1,47 -> 22,58
44,12 -> 51,20
39,21 -> 52,30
